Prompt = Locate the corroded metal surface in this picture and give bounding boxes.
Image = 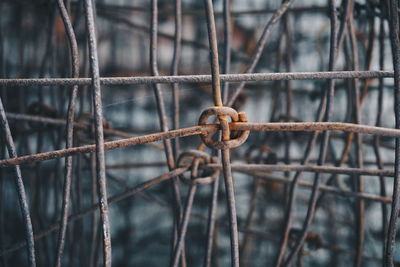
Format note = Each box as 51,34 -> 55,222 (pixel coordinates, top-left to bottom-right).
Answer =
1,1 -> 400,266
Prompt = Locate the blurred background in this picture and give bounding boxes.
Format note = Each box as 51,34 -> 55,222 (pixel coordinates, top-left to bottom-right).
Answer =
0,0 -> 397,266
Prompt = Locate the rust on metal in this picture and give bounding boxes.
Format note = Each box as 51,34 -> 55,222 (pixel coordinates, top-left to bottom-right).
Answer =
1,1 -> 400,266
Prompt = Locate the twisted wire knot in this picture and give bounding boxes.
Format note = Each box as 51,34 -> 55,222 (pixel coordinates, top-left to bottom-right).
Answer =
177,150 -> 220,185
198,106 -> 250,150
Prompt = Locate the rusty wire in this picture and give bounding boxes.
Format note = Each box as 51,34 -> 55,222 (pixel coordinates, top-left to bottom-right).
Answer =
54,0 -> 79,266
1,0 -> 400,266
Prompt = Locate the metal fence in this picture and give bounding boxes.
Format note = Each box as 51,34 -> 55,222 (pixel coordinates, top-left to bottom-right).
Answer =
1,0 -> 400,266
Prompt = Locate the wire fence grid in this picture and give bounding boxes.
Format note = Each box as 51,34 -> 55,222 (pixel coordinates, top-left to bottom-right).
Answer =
1,0 -> 400,266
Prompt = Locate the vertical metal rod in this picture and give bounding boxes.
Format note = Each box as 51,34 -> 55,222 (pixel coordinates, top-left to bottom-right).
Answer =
150,0 -> 178,185
309,2 -> 356,221
204,0 -> 222,107
0,147 -> 5,267
89,154 -> 99,267
220,148 -> 239,267
222,0 -> 232,104
149,1 -> 185,266
373,11 -> 388,259
171,0 -> 182,158
0,99 -> 36,267
273,44 -> 325,267
283,1 -> 338,264
171,184 -> 197,267
204,1 -> 239,266
1,1 -> 399,265
348,5 -> 365,265
283,11 -> 293,217
239,178 -> 261,265
0,9 -> 6,266
203,176 -> 220,267
54,0 -> 80,265
83,0 -> 112,265
385,1 -> 400,266
274,1 -> 338,265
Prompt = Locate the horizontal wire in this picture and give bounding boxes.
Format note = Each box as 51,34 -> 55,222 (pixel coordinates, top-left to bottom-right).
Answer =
0,70 -> 393,87
206,163 -> 394,177
5,112 -> 164,150
1,121 -> 400,168
95,3 -> 328,16
0,161 -> 393,256
246,172 -> 393,203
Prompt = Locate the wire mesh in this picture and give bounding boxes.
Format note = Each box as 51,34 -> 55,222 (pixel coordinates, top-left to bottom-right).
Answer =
1,0 -> 400,266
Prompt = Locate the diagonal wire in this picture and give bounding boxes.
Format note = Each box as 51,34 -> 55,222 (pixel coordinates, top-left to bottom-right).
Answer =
226,0 -> 295,107
0,99 -> 36,266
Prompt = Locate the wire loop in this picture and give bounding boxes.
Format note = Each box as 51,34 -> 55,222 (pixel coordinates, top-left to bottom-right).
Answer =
177,150 -> 220,185
198,106 -> 250,149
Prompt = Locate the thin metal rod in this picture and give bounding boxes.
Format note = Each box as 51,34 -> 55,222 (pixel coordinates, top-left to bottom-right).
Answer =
374,11 -> 388,259
93,3 -> 328,17
171,0 -> 182,157
221,148 -> 239,267
283,1 -> 338,264
204,0 -> 222,107
4,112 -> 164,150
245,171 -> 392,203
222,0 -> 232,104
0,70 -> 394,87
2,161 -> 396,179
150,2 -> 185,266
83,0 -> 112,265
171,184 -> 197,267
9,113 -> 400,139
385,1 -> 400,266
347,4 -> 365,265
204,0 -> 238,266
5,110 -> 398,152
227,0 -> 295,107
2,121 -> 400,167
203,176 -> 220,267
274,1 -> 341,263
150,0 -> 178,178
207,163 -> 395,177
0,102 -> 36,266
54,0 -> 80,265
